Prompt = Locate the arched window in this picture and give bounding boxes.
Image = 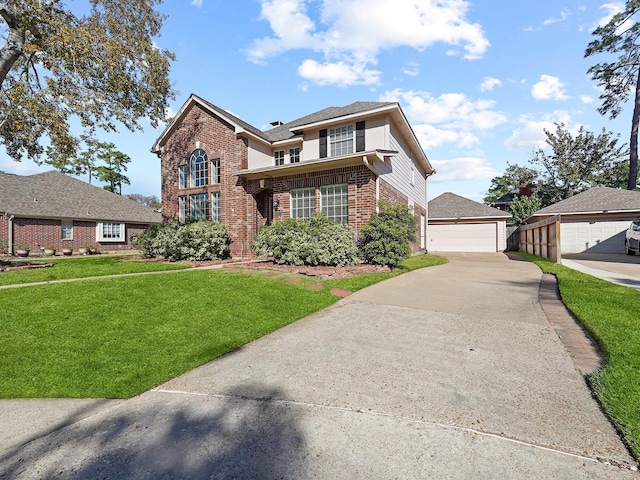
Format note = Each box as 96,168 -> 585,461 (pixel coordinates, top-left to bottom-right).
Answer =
189,149 -> 208,187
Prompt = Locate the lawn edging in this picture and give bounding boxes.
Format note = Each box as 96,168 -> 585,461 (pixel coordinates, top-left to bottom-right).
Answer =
517,252 -> 640,461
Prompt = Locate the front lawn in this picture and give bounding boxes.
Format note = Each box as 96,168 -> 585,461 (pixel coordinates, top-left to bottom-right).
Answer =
0,254 -> 446,399
520,253 -> 640,459
0,255 -> 190,286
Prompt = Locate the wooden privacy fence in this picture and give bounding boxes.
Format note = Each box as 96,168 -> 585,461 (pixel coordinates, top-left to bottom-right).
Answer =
517,215 -> 561,262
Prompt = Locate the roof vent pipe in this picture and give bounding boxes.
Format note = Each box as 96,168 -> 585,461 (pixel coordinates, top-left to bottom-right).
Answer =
270,121 -> 283,127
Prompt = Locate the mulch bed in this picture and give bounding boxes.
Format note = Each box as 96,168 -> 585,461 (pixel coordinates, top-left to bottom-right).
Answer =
229,261 -> 390,279
124,256 -> 390,280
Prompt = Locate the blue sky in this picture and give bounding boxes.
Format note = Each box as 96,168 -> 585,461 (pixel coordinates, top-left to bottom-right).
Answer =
1,0 -> 632,202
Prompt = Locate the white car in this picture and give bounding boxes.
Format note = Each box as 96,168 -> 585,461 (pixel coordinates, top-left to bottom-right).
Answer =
625,219 -> 640,255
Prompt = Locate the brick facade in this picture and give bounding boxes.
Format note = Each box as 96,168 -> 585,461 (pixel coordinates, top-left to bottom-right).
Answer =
157,100 -> 430,258
379,179 -> 427,253
0,214 -> 146,254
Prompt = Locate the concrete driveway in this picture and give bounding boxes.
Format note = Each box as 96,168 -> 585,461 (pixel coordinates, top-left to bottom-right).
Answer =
562,253 -> 640,290
0,253 -> 637,479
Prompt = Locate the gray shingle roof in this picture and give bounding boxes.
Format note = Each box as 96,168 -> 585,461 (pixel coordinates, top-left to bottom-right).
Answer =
531,186 -> 640,216
0,171 -> 162,223
261,101 -> 397,142
429,192 -> 511,219
191,96 -> 397,143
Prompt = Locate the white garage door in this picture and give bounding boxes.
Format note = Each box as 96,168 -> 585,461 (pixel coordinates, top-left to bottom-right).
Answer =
429,223 -> 497,252
561,221 -> 629,254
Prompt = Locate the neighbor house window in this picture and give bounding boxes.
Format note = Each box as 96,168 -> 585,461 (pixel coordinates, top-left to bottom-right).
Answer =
178,196 -> 187,223
61,220 -> 73,240
190,193 -> 209,220
289,147 -> 300,163
178,165 -> 187,188
211,191 -> 221,222
321,184 -> 348,223
211,158 -> 221,184
97,222 -> 125,242
330,124 -> 354,156
190,149 -> 208,187
290,187 -> 315,219
274,150 -> 285,166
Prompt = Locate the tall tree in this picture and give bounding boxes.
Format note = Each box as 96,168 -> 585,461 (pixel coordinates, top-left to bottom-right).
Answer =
125,193 -> 161,210
0,0 -> 175,165
585,1 -> 640,190
94,142 -> 130,194
530,123 -> 628,205
483,163 -> 539,204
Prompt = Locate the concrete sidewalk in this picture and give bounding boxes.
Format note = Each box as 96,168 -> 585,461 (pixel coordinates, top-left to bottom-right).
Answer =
0,252 -> 637,478
562,253 -> 640,291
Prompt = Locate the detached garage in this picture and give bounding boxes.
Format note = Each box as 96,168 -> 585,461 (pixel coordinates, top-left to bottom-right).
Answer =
428,192 -> 511,252
527,187 -> 640,255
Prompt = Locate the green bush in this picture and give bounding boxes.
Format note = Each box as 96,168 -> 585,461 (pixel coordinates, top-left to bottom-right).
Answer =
132,221 -> 231,261
251,214 -> 360,267
358,202 -> 417,268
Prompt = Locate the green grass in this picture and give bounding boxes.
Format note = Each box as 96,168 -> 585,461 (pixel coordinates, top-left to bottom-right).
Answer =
519,253 -> 640,459
0,254 -> 447,400
0,255 -> 190,286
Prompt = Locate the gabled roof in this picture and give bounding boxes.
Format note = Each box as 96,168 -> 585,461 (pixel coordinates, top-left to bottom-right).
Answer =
262,101 -> 397,142
429,192 -> 511,220
151,95 -> 433,174
530,186 -> 640,217
0,171 -> 162,224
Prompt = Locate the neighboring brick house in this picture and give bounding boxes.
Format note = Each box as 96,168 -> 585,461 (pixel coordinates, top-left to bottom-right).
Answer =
0,171 -> 162,254
152,95 -> 435,257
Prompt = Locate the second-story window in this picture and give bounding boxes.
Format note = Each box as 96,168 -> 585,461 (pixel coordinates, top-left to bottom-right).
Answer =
190,149 -> 208,187
274,150 -> 285,165
329,125 -> 354,156
179,165 -> 187,188
289,147 -> 300,163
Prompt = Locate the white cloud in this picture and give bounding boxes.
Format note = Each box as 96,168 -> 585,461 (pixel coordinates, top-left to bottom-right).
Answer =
247,0 -> 489,86
504,111 -> 573,149
543,9 -> 571,26
531,74 -> 569,101
479,76 -> 502,92
402,62 -> 420,77
429,157 -> 500,183
581,95 -> 594,104
191,0 -> 203,6
597,3 -> 624,27
298,59 -> 381,86
382,89 -> 507,132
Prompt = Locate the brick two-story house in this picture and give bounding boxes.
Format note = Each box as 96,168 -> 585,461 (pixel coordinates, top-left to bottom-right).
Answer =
152,95 -> 434,257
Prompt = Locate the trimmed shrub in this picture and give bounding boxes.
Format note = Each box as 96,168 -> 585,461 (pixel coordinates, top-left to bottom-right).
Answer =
358,202 -> 417,268
132,221 -> 231,261
251,214 -> 360,267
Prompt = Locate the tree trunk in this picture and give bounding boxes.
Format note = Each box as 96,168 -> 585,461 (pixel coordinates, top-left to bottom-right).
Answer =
0,9 -> 25,88
628,68 -> 640,190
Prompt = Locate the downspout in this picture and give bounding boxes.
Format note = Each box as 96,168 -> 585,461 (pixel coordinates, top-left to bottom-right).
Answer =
8,214 -> 14,255
425,172 -> 433,253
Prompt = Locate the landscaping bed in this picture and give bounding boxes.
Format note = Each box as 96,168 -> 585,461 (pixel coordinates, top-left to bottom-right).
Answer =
224,261 -> 391,279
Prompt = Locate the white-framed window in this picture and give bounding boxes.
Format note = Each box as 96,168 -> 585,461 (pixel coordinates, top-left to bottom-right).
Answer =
289,147 -> 300,163
97,222 -> 125,242
320,184 -> 349,223
274,150 -> 285,166
211,158 -> 221,184
178,196 -> 187,223
190,149 -> 208,187
211,191 -> 221,222
330,124 -> 354,156
290,187 -> 315,219
61,220 -> 73,240
178,165 -> 187,189
190,193 -> 209,220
